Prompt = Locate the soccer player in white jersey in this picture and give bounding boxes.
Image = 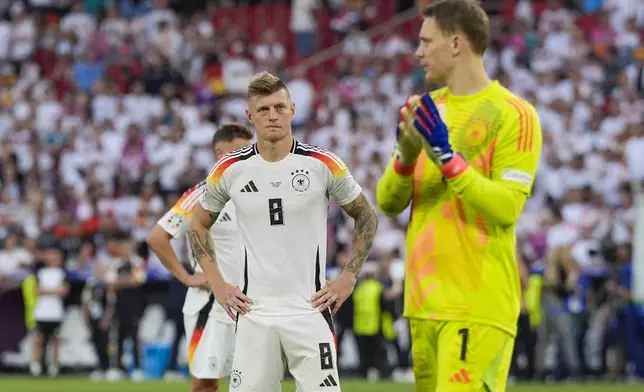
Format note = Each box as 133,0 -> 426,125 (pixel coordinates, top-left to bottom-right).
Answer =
146,124 -> 253,392
189,71 -> 379,391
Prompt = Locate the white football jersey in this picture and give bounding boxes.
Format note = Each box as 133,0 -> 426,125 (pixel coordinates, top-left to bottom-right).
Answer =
200,140 -> 362,316
157,181 -> 242,323
34,267 -> 66,322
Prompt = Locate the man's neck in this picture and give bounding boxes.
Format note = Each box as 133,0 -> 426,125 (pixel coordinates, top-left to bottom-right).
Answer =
257,134 -> 294,162
446,56 -> 492,96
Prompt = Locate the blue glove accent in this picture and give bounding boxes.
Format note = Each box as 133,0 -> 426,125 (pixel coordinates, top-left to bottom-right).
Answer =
412,93 -> 454,164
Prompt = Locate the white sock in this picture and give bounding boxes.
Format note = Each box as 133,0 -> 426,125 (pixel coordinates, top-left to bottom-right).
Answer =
29,362 -> 42,376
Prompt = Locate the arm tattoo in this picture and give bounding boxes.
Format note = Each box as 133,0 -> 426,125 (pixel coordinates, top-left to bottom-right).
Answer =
341,193 -> 379,275
204,232 -> 216,263
206,211 -> 219,228
187,230 -> 207,262
188,212 -> 219,264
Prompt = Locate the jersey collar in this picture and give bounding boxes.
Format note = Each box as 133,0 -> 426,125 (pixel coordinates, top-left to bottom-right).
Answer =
252,138 -> 298,154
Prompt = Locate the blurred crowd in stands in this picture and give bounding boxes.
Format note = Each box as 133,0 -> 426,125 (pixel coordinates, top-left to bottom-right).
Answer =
0,0 -> 643,384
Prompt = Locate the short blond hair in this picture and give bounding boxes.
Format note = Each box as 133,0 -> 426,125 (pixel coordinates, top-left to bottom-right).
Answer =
247,71 -> 289,99
423,0 -> 489,56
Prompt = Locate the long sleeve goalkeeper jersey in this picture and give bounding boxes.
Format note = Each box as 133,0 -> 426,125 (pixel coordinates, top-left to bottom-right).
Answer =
376,81 -> 542,336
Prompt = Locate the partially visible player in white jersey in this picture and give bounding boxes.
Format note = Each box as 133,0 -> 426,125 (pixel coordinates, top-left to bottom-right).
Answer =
146,123 -> 253,392
189,71 -> 379,392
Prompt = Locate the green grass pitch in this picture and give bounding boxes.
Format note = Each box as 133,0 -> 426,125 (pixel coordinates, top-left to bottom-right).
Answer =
0,377 -> 640,392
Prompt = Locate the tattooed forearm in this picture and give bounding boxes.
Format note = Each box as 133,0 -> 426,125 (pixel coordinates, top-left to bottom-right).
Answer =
190,205 -> 227,286
187,229 -> 211,264
341,193 -> 379,275
204,232 -> 216,263
188,210 -> 219,265
206,211 -> 219,228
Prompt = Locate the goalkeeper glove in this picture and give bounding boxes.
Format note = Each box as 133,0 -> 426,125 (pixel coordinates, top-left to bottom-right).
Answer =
412,93 -> 468,178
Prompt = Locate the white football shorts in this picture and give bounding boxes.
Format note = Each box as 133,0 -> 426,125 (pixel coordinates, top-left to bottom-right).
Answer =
184,296 -> 235,379
229,310 -> 340,392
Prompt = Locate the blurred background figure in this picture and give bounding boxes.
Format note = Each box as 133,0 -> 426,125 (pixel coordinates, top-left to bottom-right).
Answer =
352,263 -> 389,381
101,230 -> 147,381
81,243 -> 116,381
0,231 -> 33,290
613,243 -> 644,380
161,265 -> 189,381
29,236 -> 68,378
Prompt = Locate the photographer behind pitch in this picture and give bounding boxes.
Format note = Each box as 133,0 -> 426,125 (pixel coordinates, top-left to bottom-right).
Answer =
101,230 -> 147,380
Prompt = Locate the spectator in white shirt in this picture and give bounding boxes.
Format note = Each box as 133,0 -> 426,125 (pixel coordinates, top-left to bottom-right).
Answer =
374,30 -> 413,59
291,0 -> 319,56
538,0 -> 574,33
0,231 -> 33,284
222,51 -> 254,96
60,2 -> 97,46
625,122 -> 644,182
0,16 -> 11,61
101,5 -> 130,47
30,238 -> 69,378
288,67 -> 315,127
9,3 -> 36,65
153,20 -> 183,66
253,29 -> 286,75
142,0 -> 177,42
342,26 -> 372,58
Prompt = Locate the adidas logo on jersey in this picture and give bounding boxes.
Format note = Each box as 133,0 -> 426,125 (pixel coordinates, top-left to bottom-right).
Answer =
218,213 -> 232,222
240,180 -> 259,193
448,368 -> 471,384
319,374 -> 338,387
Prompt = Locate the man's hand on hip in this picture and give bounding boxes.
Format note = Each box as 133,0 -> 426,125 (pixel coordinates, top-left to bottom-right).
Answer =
212,281 -> 253,321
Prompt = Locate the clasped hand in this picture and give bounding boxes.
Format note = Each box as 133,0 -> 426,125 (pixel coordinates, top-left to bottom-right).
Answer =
397,93 -> 454,165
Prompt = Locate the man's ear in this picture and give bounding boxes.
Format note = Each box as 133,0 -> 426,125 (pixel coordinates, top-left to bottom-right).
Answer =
246,108 -> 253,124
451,34 -> 463,57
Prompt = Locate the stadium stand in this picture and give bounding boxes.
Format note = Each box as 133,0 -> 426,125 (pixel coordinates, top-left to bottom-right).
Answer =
0,0 -> 643,384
